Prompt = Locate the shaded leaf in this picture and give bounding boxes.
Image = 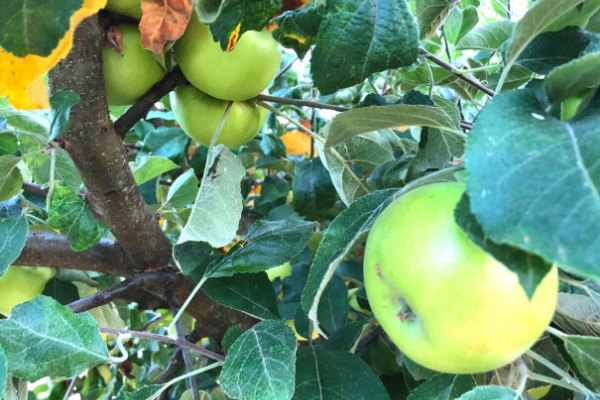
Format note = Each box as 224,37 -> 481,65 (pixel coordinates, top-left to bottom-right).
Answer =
222,325 -> 244,354
292,158 -> 336,218
317,275 -> 348,335
165,169 -> 199,208
457,386 -> 524,399
553,293 -> 600,336
221,320 -> 297,400
138,127 -> 189,161
561,334 -> 600,389
456,20 -> 514,51
271,5 -> 324,59
416,0 -> 459,40
0,202 -> 28,278
114,386 -> 161,400
545,51 -> 600,105
48,91 -> 80,142
0,155 -> 23,202
407,373 -> 476,400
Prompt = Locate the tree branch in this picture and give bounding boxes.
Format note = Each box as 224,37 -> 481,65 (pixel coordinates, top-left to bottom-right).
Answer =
419,47 -> 495,97
100,327 -> 225,362
253,94 -> 350,112
114,66 -> 188,138
47,15 -> 173,270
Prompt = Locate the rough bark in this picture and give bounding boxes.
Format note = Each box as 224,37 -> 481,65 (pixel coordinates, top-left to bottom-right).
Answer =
47,15 -> 172,270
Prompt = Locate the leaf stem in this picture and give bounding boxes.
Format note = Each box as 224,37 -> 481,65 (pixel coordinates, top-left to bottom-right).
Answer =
46,145 -> 59,210
146,361 -> 225,400
525,349 -> 594,397
167,275 -> 208,340
454,65 -> 502,74
420,54 -> 435,98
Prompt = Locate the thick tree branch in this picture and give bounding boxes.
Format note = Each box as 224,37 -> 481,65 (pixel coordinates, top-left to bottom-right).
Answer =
419,47 -> 495,97
16,231 -> 257,338
47,15 -> 173,270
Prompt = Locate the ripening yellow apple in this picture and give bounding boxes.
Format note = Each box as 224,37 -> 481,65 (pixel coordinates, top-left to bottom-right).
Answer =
174,14 -> 282,101
171,84 -> 269,149
103,24 -> 166,106
364,183 -> 558,374
266,262 -> 292,281
104,0 -> 143,19
0,266 -> 54,316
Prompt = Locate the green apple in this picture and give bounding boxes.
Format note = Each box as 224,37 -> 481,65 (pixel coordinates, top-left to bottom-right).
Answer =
103,24 -> 166,106
104,0 -> 143,20
174,14 -> 281,101
363,183 -> 558,374
266,262 -> 292,281
171,84 -> 268,149
0,266 -> 54,316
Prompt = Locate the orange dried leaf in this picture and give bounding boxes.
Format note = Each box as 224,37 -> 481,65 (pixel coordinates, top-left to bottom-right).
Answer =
281,130 -> 316,157
0,0 -> 107,110
140,0 -> 193,54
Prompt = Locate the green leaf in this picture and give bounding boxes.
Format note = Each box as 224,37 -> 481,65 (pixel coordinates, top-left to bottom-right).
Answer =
272,5 -> 324,59
0,296 -> 111,381
173,240 -> 215,280
0,0 -> 82,57
48,91 -> 80,142
301,189 -> 397,335
553,293 -> 600,336
544,0 -> 600,32
260,132 -> 287,159
416,0 -> 459,40
292,158 -> 336,218
221,320 -> 297,400
503,0 -> 587,79
465,90 -> 600,280
326,104 -> 460,149
395,64 -> 457,90
454,193 -> 553,299
138,127 -> 189,161
316,126 -> 394,206
210,216 -> 314,276
47,185 -> 109,252
311,0 -> 418,95
403,355 -> 439,380
457,386 -> 524,399
515,27 -> 596,75
164,169 -> 199,208
561,335 -> 600,389
545,52 -> 600,106
0,155 -> 23,202
222,325 -> 244,354
208,0 -> 282,51
0,201 -> 28,278
254,175 -> 290,216
407,374 -> 476,400
444,6 -> 479,44
295,346 -> 390,400
324,319 -> 371,352
203,272 -> 281,320
0,348 -> 5,398
194,0 -> 226,24
130,156 -> 179,185
367,153 -> 415,190
369,337 -> 401,376
487,64 -> 533,91
410,127 -> 464,173
0,132 -> 18,156
317,275 -> 348,334
114,386 -> 161,400
23,149 -> 82,195
456,20 -> 514,51
180,145 -> 245,247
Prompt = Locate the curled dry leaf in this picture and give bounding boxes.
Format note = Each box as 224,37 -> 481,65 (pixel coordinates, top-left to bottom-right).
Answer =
140,0 -> 193,54
105,25 -> 124,56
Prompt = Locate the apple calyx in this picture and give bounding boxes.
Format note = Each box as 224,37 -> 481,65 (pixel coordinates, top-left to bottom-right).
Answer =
396,301 -> 415,322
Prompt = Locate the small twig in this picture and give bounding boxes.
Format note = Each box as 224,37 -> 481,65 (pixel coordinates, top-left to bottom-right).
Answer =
99,327 -> 225,362
63,375 -> 79,400
381,70 -> 392,95
460,121 -> 472,130
441,26 -> 452,62
21,182 -> 47,196
157,328 -> 203,386
114,67 -> 188,138
68,272 -> 181,314
354,325 -> 383,354
166,288 -> 200,400
139,312 -> 168,332
253,94 -> 349,112
507,0 -> 511,20
272,57 -> 298,85
310,88 -> 317,160
419,47 -> 495,97
368,79 -> 380,94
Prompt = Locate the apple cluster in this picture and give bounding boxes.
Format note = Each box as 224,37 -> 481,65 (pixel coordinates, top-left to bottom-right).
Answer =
102,0 -> 282,149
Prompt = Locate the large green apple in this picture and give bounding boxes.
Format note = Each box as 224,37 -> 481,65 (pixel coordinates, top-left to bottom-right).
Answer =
103,24 -> 166,106
363,183 -> 558,374
0,266 -> 54,316
171,84 -> 268,149
174,15 -> 281,101
104,0 -> 143,20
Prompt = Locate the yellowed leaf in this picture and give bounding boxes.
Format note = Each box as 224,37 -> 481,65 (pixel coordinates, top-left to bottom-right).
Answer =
140,0 -> 193,54
0,0 -> 107,110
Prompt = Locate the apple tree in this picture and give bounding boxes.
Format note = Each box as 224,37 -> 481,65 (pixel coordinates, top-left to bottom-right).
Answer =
0,0 -> 599,399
